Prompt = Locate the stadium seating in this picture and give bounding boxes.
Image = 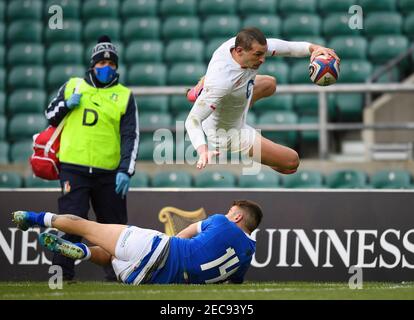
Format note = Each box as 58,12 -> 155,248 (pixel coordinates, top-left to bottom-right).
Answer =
0,2 -> 4,21
282,170 -> 324,188
238,171 -> 280,188
47,65 -> 85,91
162,17 -> 200,39
253,94 -> 294,113
199,0 -> 237,15
121,0 -> 158,18
165,40 -> 204,63
0,141 -> 9,164
129,171 -> 150,187
0,92 -> 5,115
167,63 -> 206,85
137,136 -> 156,161
8,66 -> 46,91
0,69 -> 4,91
127,63 -> 167,86
46,0 -> 81,19
10,140 -> 33,163
258,111 -> 298,148
159,0 -> 197,16
8,114 -> 47,142
279,0 -> 317,14
0,171 -> 22,188
0,45 -> 4,66
370,170 -> 412,189
24,175 -> 60,188
8,90 -> 46,115
238,0 -> 277,15
283,14 -> 321,37
123,18 -> 161,40
7,44 -> 44,67
45,20 -> 83,44
364,13 -> 403,36
8,21 -> 43,44
82,0 -> 120,19
84,19 -> 121,42
136,96 -> 169,113
326,170 -> 368,188
358,0 -> 397,13
194,170 -> 236,188
205,38 -> 228,60
125,41 -> 164,63
152,171 -> 193,187
399,0 -> 414,11
335,94 -> 364,121
369,35 -> 409,64
318,0 -> 355,14
259,60 -> 289,84
140,112 -> 172,131
0,115 -> 5,140
339,60 -> 373,83
323,14 -> 360,37
404,13 -> 414,39
169,95 -> 193,115
243,15 -> 282,38
46,43 -> 84,66
202,16 -> 241,39
299,115 -> 319,142
0,0 -> 412,188
7,0 -> 43,20
327,36 -> 368,60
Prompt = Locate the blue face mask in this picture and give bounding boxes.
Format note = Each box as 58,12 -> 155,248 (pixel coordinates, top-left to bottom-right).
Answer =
95,65 -> 117,84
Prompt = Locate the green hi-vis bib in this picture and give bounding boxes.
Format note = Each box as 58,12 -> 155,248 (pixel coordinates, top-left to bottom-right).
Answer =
59,77 -> 131,170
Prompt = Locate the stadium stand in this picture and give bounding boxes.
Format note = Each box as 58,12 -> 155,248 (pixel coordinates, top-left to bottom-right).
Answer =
326,169 -> 368,188
0,171 -> 22,188
282,170 -> 324,188
194,170 -> 236,188
129,171 -> 150,187
152,171 -> 193,187
0,0 -> 412,189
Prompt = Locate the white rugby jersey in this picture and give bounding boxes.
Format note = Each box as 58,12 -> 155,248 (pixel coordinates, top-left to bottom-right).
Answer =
185,37 -> 311,151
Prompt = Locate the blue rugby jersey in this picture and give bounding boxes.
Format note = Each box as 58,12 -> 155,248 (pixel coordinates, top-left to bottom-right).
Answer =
151,214 -> 256,284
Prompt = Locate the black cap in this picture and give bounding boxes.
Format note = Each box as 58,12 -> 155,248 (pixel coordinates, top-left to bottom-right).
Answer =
90,35 -> 118,68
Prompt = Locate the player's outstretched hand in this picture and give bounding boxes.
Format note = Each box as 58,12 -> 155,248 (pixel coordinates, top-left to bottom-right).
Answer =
196,145 -> 220,169
310,45 -> 340,63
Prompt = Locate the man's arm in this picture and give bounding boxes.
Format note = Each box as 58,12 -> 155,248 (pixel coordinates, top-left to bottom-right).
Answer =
185,85 -> 229,169
45,82 -> 71,127
175,222 -> 200,239
118,93 -> 139,176
266,39 -> 340,62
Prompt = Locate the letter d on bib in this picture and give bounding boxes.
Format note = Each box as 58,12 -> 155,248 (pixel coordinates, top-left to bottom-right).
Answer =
83,109 -> 98,126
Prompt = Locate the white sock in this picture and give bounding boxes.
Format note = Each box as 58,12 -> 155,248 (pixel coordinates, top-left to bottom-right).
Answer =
43,212 -> 55,228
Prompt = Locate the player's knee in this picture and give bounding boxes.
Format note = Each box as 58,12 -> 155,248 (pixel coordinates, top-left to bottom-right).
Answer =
285,150 -> 300,171
265,76 -> 276,96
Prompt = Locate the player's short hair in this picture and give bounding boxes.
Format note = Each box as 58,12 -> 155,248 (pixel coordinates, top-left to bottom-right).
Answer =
232,200 -> 263,232
235,27 -> 267,51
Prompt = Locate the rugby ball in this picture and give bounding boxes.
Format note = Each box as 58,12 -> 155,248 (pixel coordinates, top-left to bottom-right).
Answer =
309,55 -> 340,86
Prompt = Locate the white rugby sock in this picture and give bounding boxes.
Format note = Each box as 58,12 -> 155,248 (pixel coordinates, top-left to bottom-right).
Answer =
43,212 -> 55,228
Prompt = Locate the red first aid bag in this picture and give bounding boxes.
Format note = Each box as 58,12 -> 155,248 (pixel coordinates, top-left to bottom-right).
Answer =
29,119 -> 65,181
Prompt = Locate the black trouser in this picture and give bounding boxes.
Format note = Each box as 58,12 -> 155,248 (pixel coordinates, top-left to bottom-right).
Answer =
52,164 -> 128,281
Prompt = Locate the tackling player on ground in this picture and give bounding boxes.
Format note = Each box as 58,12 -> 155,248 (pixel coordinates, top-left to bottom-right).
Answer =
12,200 -> 262,285
185,27 -> 340,173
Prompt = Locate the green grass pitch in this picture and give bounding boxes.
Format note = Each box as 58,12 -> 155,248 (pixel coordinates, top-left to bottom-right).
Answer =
1,282 -> 414,300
